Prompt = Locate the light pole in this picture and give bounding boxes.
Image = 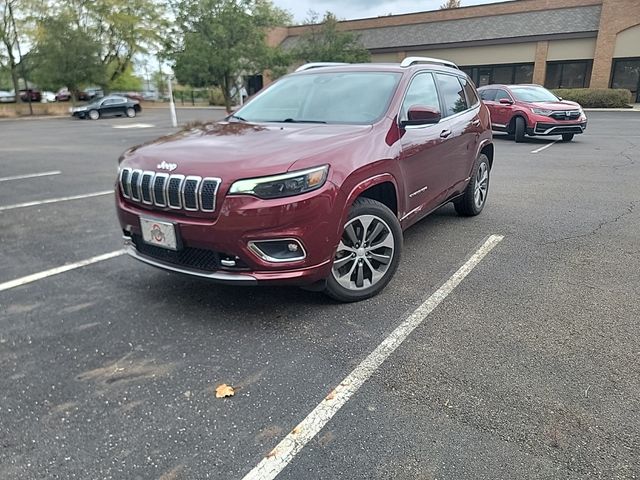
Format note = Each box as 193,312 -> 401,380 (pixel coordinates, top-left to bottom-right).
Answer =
167,76 -> 177,128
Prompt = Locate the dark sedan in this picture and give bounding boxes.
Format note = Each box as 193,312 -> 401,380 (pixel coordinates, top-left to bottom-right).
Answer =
71,95 -> 142,120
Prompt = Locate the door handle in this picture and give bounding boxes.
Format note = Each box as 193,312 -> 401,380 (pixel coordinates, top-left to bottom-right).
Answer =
440,129 -> 452,138
471,120 -> 481,127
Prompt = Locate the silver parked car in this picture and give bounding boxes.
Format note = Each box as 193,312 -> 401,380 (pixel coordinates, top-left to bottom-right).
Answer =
0,90 -> 16,103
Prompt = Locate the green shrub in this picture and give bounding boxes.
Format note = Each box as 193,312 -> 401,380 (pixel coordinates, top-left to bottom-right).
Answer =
552,88 -> 633,108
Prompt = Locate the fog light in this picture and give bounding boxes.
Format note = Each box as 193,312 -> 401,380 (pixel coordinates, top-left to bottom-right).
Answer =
248,239 -> 306,263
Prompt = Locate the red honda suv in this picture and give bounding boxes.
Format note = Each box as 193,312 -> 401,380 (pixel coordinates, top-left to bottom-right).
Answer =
115,58 -> 494,302
478,84 -> 587,143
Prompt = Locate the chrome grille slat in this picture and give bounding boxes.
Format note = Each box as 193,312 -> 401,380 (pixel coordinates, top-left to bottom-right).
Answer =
119,168 -> 132,198
122,170 -> 219,213
141,171 -> 154,204
130,169 -> 142,201
200,178 -> 221,212
152,173 -> 168,207
167,175 -> 185,209
182,176 -> 201,211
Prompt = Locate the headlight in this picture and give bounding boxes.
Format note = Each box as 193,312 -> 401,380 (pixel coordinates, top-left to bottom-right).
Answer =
531,108 -> 553,116
229,165 -> 329,199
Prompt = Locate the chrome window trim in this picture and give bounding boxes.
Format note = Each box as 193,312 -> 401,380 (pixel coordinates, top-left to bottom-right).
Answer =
247,238 -> 307,263
141,171 -> 155,205
181,175 -> 201,211
130,169 -> 143,201
119,167 -> 132,199
152,172 -> 169,207
199,177 -> 221,212
166,174 -> 185,210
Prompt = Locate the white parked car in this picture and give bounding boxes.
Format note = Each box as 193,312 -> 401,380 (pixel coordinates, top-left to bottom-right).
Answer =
41,91 -> 56,103
0,90 -> 16,103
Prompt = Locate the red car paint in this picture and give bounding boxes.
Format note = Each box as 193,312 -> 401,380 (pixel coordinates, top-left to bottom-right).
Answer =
478,84 -> 587,140
115,63 -> 493,287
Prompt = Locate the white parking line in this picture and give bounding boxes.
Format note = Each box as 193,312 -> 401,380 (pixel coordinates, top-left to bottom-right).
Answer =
531,140 -> 559,154
243,234 -> 505,480
112,123 -> 155,129
0,250 -> 125,292
0,190 -> 113,212
0,171 -> 61,182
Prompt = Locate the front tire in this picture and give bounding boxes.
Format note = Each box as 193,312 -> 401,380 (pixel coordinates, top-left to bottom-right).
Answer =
324,198 -> 402,302
88,109 -> 100,120
562,133 -> 574,142
454,154 -> 490,217
514,116 -> 526,143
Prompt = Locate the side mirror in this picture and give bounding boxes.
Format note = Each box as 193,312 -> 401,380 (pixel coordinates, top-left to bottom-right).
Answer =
402,105 -> 441,127
557,96 -> 563,101
499,98 -> 514,105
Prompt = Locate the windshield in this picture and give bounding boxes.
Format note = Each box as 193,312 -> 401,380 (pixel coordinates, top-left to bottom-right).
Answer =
235,71 -> 402,125
510,86 -> 559,102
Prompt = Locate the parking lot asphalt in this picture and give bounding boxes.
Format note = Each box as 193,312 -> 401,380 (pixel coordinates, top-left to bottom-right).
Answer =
0,108 -> 638,479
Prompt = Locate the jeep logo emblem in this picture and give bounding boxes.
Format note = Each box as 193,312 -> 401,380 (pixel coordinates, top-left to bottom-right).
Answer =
157,160 -> 178,172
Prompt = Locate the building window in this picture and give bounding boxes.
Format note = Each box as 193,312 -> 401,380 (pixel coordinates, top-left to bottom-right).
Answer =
460,63 -> 534,87
611,58 -> 640,102
545,61 -> 593,89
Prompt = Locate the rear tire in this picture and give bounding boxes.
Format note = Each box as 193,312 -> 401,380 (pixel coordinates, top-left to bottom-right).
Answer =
562,133 -> 574,142
514,116 -> 526,143
126,107 -> 136,118
454,154 -> 490,217
324,198 -> 402,302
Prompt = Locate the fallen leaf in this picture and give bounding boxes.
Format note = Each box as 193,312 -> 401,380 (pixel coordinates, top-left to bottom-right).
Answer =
215,384 -> 235,398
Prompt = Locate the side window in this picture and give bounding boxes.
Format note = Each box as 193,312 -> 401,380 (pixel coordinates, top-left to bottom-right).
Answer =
480,89 -> 496,101
461,77 -> 479,107
401,72 -> 440,120
494,89 -> 512,102
435,73 -> 468,117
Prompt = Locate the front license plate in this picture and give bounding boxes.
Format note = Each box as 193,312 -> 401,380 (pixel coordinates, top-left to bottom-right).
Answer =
140,217 -> 178,250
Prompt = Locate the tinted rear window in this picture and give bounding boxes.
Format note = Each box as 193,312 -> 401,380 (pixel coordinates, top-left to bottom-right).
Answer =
435,74 -> 468,117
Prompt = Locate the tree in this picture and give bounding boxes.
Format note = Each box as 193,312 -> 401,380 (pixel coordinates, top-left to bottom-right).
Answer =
0,0 -> 23,96
52,0 -> 168,85
440,0 -> 462,9
30,15 -> 104,101
293,12 -> 370,64
170,0 -> 291,112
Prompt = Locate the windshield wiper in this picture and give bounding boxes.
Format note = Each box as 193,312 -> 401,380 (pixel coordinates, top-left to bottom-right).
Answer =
279,118 -> 327,124
227,114 -> 247,122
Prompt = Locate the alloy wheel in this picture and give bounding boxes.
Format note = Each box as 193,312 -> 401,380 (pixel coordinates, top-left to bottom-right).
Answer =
332,214 -> 395,291
474,161 -> 489,209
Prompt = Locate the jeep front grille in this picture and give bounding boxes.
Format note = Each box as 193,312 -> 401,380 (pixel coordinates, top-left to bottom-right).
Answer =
119,168 -> 220,213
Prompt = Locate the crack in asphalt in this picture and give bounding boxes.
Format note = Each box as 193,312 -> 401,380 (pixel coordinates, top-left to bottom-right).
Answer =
612,140 -> 638,172
544,201 -> 637,245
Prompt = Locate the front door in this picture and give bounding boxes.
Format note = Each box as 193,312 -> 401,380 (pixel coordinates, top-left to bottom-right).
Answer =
399,72 -> 452,213
490,88 -> 515,127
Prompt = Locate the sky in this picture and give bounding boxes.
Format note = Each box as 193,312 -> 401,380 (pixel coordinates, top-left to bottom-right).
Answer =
272,0 -> 511,24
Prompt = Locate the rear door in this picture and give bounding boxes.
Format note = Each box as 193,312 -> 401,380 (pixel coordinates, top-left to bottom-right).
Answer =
433,72 -> 477,191
398,71 -> 451,213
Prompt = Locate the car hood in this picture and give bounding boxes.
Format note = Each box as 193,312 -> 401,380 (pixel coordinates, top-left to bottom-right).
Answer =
528,100 -> 581,110
121,121 -> 373,180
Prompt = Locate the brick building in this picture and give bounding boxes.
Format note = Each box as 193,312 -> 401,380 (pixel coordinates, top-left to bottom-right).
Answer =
268,0 -> 640,101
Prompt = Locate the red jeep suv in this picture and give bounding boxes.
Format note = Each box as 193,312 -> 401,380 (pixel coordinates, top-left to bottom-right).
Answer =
478,84 -> 587,143
115,57 -> 494,302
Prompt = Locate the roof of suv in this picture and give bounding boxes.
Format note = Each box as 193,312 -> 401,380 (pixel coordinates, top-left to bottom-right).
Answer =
293,60 -> 464,76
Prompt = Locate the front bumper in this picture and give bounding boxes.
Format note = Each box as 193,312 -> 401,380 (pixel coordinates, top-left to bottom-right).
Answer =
529,121 -> 587,136
116,183 -> 341,286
